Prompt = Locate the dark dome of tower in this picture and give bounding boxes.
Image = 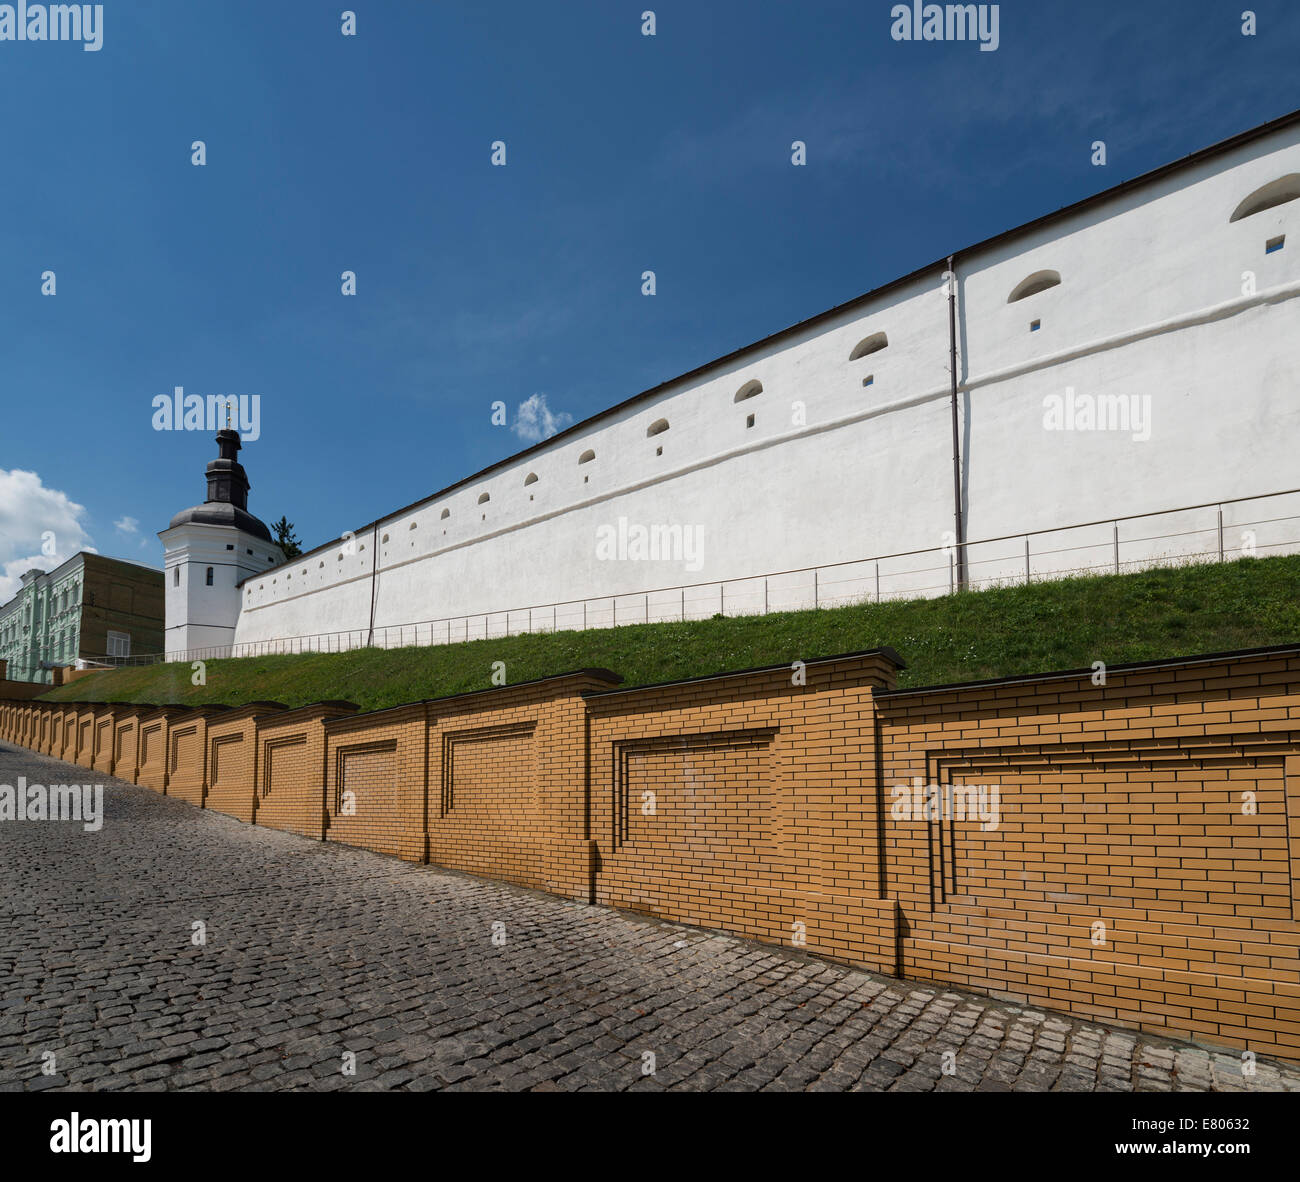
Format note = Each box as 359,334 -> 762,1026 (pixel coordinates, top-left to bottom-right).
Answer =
168,428 -> 274,543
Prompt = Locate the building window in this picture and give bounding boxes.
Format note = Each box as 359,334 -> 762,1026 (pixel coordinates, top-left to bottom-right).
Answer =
578,449 -> 596,464
1030,319 -> 1041,332
226,544 -> 234,550
524,472 -> 538,486
647,418 -> 669,437
734,379 -> 763,403
849,333 -> 888,360
107,631 -> 130,658
1230,174 -> 1300,222
205,567 -> 214,586
1266,235 -> 1285,254
746,413 -> 755,429
477,492 -> 490,504
173,567 -> 180,587
862,374 -> 874,388
1008,270 -> 1061,303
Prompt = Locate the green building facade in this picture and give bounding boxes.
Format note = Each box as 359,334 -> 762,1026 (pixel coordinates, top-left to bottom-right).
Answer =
0,553 -> 164,684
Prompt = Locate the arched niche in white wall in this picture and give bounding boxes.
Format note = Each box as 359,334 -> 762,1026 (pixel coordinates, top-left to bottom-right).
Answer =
734,379 -> 763,402
1230,174 -> 1300,222
1007,270 -> 1061,303
849,332 -> 888,361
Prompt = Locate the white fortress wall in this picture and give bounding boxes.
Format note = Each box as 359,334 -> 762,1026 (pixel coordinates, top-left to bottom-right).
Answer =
230,121 -> 1300,651
961,120 -> 1300,584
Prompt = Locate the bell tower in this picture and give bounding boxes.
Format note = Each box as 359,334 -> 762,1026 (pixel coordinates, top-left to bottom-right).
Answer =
158,429 -> 284,659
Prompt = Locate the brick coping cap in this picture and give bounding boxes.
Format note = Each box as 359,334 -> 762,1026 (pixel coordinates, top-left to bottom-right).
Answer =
256,700 -> 361,726
876,641 -> 1300,700
327,668 -> 625,724
582,647 -> 905,699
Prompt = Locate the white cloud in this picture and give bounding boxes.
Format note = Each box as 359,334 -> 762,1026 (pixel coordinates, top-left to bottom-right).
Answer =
114,516 -> 140,536
512,393 -> 573,444
0,469 -> 96,603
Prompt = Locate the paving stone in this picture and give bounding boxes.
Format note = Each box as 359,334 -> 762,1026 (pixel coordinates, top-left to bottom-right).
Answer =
2,744 -> 1297,1093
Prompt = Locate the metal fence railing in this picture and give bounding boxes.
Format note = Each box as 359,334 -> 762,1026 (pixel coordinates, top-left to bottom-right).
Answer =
101,487 -> 1300,668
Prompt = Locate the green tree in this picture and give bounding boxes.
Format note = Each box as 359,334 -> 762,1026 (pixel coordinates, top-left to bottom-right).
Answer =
272,516 -> 302,559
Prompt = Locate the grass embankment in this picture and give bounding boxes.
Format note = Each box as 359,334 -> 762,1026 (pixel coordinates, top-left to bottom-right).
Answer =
36,555 -> 1300,714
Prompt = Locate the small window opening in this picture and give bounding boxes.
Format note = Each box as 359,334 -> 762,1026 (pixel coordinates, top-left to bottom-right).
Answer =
734,379 -> 763,403
205,568 -> 214,586
1266,235 -> 1285,254
862,375 -> 874,388
746,413 -> 755,429
1030,319 -> 1041,332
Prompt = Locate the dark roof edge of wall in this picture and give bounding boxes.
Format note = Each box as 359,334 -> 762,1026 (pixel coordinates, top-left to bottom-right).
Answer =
255,106 -> 1300,578
875,642 -> 1300,700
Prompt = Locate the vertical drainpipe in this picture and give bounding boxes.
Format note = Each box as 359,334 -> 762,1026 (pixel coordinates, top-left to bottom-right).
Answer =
946,254 -> 967,591
366,525 -> 380,647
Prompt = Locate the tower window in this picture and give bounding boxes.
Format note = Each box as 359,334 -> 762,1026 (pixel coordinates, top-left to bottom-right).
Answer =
1266,235 -> 1285,254
524,472 -> 538,486
477,492 -> 490,504
862,375 -> 874,388
205,567 -> 214,586
734,379 -> 763,403
226,544 -> 234,550
746,413 -> 755,429
440,508 -> 450,519
647,418 -> 669,437
1030,319 -> 1041,332
578,449 -> 596,464
173,567 -> 180,587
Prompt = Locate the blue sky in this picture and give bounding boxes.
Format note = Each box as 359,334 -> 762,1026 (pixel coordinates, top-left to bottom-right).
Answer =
1,0 -> 1297,597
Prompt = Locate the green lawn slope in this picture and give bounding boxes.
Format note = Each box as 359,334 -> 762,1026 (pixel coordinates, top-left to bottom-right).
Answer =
35,555 -> 1300,713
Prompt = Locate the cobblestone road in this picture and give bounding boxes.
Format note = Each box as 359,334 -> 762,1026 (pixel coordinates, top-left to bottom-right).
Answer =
1,744 -> 1297,1093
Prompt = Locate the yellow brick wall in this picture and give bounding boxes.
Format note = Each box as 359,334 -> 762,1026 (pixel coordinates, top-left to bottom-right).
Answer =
3,647 -> 1299,1061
